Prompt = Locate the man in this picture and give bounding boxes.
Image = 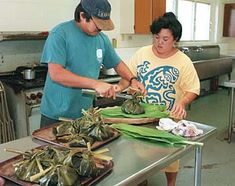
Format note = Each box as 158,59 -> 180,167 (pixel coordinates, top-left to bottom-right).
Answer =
40,0 -> 145,127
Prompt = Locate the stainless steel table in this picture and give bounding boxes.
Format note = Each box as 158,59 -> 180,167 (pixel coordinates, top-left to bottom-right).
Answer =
0,121 -> 216,186
224,80 -> 235,143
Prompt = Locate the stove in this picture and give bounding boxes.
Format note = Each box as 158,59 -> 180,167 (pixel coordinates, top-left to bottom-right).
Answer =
0,65 -> 47,91
0,75 -> 45,93
0,65 -> 47,139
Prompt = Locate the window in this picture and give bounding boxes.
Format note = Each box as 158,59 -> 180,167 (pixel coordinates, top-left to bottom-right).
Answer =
166,0 -> 211,41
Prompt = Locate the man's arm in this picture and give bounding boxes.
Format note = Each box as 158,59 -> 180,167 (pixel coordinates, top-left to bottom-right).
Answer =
48,63 -> 116,98
114,61 -> 146,94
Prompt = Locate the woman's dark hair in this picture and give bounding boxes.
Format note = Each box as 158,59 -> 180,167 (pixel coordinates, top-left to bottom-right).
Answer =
150,12 -> 182,41
74,3 -> 92,22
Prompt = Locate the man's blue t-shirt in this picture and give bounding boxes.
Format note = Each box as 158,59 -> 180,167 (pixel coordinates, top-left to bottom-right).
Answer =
40,20 -> 121,119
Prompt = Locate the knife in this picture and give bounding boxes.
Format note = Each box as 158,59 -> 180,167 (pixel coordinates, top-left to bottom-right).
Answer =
82,89 -> 133,99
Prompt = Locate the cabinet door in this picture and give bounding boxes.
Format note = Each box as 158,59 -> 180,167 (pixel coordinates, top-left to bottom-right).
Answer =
134,0 -> 166,34
120,0 -> 166,34
134,0 -> 152,34
152,0 -> 166,23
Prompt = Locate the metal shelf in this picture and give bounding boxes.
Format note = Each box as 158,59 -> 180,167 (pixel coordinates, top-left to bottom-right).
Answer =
0,32 -> 48,41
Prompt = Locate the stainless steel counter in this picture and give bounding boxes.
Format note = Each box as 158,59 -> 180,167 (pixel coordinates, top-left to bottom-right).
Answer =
0,121 -> 216,186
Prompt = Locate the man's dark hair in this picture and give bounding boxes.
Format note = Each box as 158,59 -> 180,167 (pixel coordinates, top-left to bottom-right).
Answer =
74,3 -> 92,22
150,12 -> 182,41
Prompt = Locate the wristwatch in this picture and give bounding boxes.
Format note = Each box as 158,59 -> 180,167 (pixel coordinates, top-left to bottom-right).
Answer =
129,77 -> 138,84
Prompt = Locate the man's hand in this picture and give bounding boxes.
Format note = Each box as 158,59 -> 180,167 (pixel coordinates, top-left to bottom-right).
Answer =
94,81 -> 117,99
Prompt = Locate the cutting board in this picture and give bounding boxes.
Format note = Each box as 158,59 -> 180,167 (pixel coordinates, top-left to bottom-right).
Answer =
103,117 -> 159,124
101,103 -> 169,124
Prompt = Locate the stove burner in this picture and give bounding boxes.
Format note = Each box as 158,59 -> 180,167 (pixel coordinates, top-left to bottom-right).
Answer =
0,73 -> 46,93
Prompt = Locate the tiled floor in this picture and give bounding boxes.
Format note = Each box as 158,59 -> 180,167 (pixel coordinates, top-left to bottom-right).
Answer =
148,88 -> 235,186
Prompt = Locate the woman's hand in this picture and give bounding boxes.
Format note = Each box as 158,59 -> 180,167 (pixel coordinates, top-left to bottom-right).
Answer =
170,102 -> 187,120
171,93 -> 197,120
130,79 -> 147,95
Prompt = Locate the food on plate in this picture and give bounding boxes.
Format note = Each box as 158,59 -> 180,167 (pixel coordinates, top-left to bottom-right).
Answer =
7,145 -> 112,186
56,133 -> 94,147
53,108 -> 113,147
121,92 -> 145,115
13,146 -> 79,185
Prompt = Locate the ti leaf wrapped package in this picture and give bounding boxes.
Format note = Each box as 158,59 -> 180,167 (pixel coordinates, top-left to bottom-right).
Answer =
52,108 -> 114,147
10,145 -> 112,185
121,92 -> 145,115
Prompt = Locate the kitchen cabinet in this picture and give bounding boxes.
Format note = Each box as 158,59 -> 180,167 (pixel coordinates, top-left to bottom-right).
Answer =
120,0 -> 166,34
223,3 -> 235,37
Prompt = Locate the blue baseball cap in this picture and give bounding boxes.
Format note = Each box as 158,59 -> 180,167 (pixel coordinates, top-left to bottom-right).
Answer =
81,0 -> 114,31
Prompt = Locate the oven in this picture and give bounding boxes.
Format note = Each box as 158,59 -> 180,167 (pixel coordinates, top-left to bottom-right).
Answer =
0,66 -> 46,139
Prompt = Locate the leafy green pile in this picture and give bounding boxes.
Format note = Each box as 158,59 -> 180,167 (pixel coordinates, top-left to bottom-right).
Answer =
121,92 -> 145,114
101,103 -> 169,119
111,124 -> 203,147
13,146 -> 104,186
53,108 -> 113,147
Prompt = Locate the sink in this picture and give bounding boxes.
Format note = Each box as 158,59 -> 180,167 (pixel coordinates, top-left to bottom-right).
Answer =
179,45 -> 220,61
178,45 -> 233,80
193,56 -> 233,80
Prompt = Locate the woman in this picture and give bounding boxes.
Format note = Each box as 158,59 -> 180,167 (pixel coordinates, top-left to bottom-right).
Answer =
117,12 -> 200,186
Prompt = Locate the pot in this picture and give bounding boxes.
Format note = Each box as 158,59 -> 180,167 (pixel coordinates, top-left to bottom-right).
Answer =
21,68 -> 36,80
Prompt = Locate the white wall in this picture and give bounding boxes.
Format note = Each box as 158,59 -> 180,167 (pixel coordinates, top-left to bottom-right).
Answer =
0,0 -> 235,55
0,0 -> 78,31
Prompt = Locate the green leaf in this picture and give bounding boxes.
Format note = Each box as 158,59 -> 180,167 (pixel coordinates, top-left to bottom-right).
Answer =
101,103 -> 169,118
111,124 -> 202,146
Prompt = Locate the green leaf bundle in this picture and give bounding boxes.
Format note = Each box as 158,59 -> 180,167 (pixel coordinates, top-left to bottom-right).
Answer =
101,103 -> 169,119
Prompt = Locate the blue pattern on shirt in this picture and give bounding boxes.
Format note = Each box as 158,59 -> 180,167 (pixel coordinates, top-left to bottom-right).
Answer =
137,61 -> 179,110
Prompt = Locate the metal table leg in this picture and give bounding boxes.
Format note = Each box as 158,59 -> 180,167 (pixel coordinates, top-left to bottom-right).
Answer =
228,87 -> 234,143
194,146 -> 202,186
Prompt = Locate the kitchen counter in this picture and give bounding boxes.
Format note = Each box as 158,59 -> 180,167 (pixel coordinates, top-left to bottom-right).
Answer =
0,121 -> 216,186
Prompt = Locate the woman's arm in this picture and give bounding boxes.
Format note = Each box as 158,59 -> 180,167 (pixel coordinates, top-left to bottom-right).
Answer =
171,92 -> 198,119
